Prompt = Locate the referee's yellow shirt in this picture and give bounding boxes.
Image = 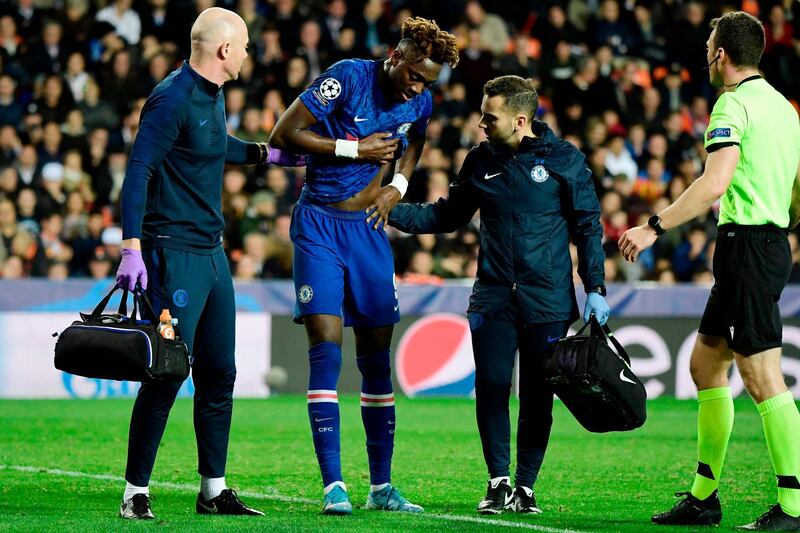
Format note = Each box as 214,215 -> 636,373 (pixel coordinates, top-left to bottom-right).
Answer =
704,76 -> 800,228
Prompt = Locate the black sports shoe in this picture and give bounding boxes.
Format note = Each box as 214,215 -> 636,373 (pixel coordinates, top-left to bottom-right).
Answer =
652,490 -> 722,526
477,479 -> 513,515
513,486 -> 542,514
119,493 -> 155,520
196,489 -> 264,516
737,505 -> 800,531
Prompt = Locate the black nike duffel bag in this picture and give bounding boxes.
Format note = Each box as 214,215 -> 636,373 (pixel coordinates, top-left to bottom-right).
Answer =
54,286 -> 190,382
542,317 -> 647,433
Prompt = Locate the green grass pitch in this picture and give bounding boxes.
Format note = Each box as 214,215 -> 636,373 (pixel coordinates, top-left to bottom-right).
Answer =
0,396 -> 785,532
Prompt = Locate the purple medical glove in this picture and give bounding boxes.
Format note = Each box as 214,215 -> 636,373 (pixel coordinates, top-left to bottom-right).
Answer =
116,248 -> 148,291
265,145 -> 306,167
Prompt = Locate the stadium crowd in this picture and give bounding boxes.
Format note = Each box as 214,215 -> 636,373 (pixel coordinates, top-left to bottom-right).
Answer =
0,0 -> 798,284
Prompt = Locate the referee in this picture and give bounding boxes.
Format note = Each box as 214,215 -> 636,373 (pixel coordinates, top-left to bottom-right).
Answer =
619,11 -> 800,530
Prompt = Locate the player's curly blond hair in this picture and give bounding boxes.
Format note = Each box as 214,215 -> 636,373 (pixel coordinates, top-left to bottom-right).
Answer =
399,17 -> 460,68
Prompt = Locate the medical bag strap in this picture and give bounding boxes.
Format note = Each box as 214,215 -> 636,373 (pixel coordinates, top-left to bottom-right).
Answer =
574,319 -> 592,337
133,288 -> 159,324
87,286 -> 128,319
590,316 -> 632,366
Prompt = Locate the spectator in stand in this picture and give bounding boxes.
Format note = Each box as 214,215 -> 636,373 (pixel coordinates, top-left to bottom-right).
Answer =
455,28 -> 496,108
296,19 -> 328,81
672,225 -> 709,282
79,78 -> 119,131
463,0 -> 510,57
0,74 -> 23,127
590,0 -> 636,56
95,0 -> 141,45
0,16 -> 22,60
605,134 -> 638,181
356,0 -> 390,58
24,20 -> 67,76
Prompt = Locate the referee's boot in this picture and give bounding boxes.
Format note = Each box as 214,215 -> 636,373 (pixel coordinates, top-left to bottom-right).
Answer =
196,489 -> 264,515
737,505 -> 800,531
652,490 -> 722,526
477,478 -> 513,515
119,493 -> 155,520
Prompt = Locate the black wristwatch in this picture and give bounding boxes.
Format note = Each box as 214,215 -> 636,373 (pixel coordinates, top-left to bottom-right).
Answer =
587,285 -> 607,297
648,214 -> 666,236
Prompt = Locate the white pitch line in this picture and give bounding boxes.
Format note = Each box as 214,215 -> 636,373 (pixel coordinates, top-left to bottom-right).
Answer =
427,513 -> 586,532
1,464 -> 586,533
0,465 -> 314,505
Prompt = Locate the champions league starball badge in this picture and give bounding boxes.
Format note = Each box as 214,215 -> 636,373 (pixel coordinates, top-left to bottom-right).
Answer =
319,78 -> 342,100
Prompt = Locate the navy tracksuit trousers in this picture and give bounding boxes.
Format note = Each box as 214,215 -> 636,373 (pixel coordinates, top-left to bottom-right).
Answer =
125,246 -> 236,486
469,296 -> 570,489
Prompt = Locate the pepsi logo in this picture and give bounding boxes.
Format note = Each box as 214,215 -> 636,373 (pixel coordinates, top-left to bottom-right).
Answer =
396,313 -> 475,397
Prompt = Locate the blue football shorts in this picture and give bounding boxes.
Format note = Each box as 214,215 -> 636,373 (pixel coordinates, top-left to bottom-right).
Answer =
290,193 -> 400,327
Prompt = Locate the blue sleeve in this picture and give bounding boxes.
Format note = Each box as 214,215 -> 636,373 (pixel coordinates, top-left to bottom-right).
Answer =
410,92 -> 433,138
121,92 -> 185,240
226,134 -> 262,164
298,60 -> 354,121
565,150 -> 606,289
389,148 -> 480,233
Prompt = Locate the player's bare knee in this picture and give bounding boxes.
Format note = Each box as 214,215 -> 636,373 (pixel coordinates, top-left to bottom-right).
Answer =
304,315 -> 342,346
354,326 -> 393,355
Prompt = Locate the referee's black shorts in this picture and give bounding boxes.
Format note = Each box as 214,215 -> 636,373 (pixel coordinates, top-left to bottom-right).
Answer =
699,223 -> 792,356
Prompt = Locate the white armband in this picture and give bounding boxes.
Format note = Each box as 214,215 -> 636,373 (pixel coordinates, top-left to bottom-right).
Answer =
390,173 -> 408,198
335,139 -> 359,159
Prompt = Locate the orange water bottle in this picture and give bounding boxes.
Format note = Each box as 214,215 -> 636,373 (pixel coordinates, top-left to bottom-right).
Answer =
158,309 -> 175,339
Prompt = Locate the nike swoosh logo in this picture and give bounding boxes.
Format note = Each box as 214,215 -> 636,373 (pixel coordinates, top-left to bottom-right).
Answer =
197,500 -> 218,513
547,335 -> 561,343
354,116 -> 368,122
484,172 -> 501,180
315,417 -> 334,423
619,369 -> 636,384
394,305 -> 399,312
388,420 -> 395,425
199,119 -> 209,126
504,492 -> 514,506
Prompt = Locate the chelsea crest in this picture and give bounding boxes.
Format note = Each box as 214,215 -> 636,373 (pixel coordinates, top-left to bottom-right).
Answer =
530,165 -> 549,183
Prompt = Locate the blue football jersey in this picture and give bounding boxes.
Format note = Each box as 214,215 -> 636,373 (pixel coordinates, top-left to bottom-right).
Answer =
298,59 -> 433,203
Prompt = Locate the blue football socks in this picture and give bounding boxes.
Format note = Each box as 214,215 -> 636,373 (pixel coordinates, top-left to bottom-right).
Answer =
307,342 -> 343,488
357,349 -> 395,486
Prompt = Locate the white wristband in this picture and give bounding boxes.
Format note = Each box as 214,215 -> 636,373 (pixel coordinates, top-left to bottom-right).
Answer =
335,139 -> 359,159
390,173 -> 408,198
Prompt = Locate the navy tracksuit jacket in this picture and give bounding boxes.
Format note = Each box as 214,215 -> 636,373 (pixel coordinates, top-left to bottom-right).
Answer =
389,120 -> 606,487
120,62 -> 262,485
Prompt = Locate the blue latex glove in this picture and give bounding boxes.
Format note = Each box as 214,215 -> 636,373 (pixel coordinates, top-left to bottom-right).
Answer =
584,293 -> 610,325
